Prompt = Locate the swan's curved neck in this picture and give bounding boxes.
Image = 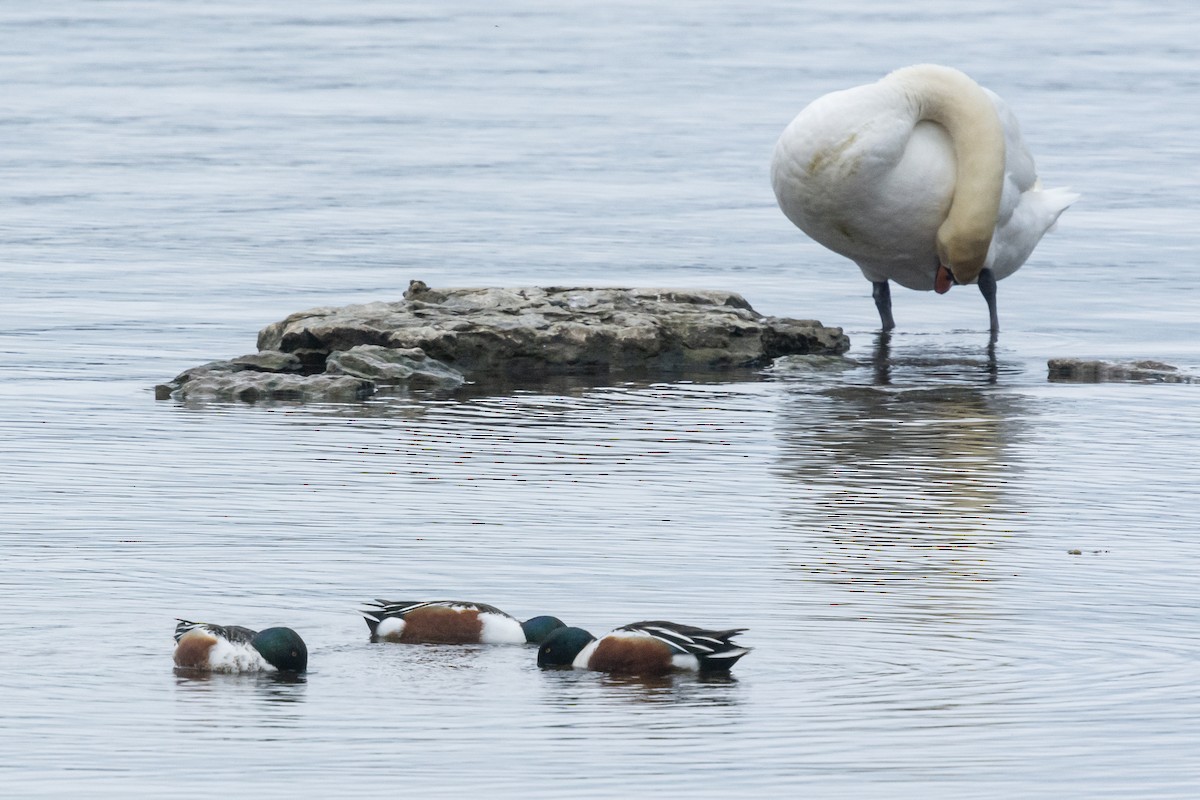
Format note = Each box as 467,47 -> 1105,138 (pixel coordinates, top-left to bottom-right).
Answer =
890,65 -> 1005,283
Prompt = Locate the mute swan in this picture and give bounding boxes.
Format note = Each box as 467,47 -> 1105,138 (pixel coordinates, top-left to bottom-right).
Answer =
770,65 -> 1077,333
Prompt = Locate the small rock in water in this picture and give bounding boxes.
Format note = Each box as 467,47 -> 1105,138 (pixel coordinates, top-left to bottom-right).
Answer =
1047,358 -> 1196,384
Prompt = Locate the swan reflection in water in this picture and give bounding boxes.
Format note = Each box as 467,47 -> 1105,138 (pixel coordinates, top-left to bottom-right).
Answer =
770,333 -> 1029,613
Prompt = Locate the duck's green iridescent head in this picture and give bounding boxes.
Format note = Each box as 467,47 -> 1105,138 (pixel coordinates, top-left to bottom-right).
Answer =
521,615 -> 567,644
537,626 -> 595,668
252,627 -> 308,672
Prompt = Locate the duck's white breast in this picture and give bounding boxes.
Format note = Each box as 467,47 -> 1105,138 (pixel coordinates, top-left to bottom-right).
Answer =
206,637 -> 273,673
573,639 -> 600,670
478,613 -> 525,644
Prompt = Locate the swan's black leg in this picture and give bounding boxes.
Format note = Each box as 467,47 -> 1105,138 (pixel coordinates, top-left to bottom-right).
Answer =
977,268 -> 999,336
872,330 -> 892,385
872,280 -> 896,331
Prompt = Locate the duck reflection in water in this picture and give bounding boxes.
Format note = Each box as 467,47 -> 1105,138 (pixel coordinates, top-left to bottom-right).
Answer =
173,669 -> 308,724
540,667 -> 742,707
600,671 -> 739,698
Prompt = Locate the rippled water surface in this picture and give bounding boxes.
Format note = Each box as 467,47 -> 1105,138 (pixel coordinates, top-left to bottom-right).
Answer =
2,2 -> 1199,797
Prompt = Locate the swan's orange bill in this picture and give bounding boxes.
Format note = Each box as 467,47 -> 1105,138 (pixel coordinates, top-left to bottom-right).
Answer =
934,264 -> 954,294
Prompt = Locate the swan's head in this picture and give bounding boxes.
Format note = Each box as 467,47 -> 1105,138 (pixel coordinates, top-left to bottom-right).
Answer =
908,63 -> 1003,290
936,222 -> 991,289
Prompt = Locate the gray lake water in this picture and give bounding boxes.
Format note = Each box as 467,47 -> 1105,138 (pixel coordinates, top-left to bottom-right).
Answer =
2,1 -> 1199,797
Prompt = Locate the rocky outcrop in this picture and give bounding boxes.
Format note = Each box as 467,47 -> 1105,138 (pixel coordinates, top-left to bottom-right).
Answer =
156,281 -> 850,402
1047,358 -> 1196,384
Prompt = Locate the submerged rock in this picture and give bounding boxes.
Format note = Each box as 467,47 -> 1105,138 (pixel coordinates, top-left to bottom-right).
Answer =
163,372 -> 375,403
157,280 -> 850,403
155,350 -> 374,402
325,345 -> 466,389
1047,358 -> 1196,384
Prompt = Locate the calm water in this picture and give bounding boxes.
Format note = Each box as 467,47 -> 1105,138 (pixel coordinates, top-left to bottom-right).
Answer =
2,1 -> 1199,797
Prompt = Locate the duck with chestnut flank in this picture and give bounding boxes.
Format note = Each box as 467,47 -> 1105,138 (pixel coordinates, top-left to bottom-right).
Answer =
173,619 -> 307,673
537,621 -> 749,675
361,599 -> 566,645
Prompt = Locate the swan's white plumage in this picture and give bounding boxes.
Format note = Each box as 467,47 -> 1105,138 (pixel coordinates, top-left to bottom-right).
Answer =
770,65 -> 1077,298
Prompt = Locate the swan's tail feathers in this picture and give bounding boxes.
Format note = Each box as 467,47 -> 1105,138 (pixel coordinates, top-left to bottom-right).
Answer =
1045,187 -> 1081,208
1042,187 -> 1080,233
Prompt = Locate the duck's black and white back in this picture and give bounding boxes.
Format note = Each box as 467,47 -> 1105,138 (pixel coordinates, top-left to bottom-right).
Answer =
609,621 -> 751,672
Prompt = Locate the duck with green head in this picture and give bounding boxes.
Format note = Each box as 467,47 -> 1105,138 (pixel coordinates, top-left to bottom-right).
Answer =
538,621 -> 750,676
173,619 -> 308,673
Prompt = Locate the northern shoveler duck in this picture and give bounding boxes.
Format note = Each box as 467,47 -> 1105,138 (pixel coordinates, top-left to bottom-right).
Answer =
537,621 -> 750,675
173,620 -> 308,673
360,599 -> 566,645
